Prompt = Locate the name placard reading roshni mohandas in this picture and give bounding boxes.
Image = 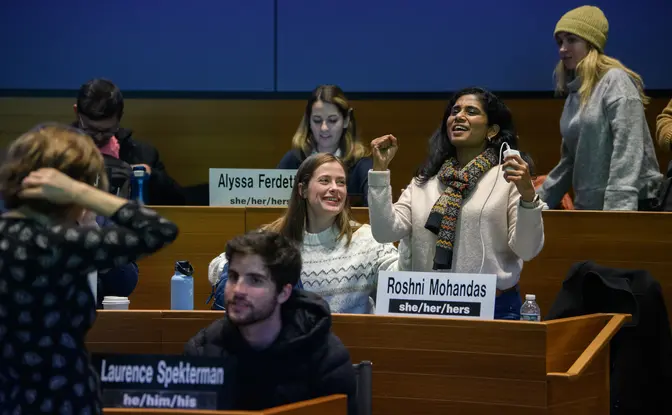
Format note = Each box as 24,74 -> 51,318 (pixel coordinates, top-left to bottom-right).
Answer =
375,271 -> 497,320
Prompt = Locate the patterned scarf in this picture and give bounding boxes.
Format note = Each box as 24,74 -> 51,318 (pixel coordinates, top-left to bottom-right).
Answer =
425,147 -> 499,270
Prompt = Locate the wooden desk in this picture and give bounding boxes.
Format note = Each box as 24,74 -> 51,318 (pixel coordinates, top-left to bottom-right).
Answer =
134,207 -> 672,325
88,311 -> 628,415
247,208 -> 672,321
522,210 -> 672,320
131,207 -> 369,310
104,394 -> 346,414
132,207 -> 245,310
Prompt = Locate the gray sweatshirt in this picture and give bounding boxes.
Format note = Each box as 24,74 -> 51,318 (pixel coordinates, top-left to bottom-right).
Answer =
538,68 -> 662,210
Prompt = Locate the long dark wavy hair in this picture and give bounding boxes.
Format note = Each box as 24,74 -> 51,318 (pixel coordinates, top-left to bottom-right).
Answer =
414,87 -> 519,186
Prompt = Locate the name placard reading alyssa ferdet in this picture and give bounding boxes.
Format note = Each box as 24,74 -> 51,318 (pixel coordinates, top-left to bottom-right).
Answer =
209,168 -> 298,207
375,271 -> 497,320
92,354 -> 229,410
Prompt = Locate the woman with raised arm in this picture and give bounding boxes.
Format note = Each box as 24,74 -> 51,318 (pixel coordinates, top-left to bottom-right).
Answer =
211,153 -> 397,314
538,5 -> 662,211
367,87 -> 545,320
0,124 -> 179,414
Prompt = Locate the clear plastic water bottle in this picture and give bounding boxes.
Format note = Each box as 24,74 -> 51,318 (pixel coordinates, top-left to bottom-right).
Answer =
520,294 -> 541,321
171,260 -> 194,310
131,165 -> 147,204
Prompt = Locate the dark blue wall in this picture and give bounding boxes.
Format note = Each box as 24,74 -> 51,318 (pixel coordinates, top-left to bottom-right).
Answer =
1,0 -> 669,93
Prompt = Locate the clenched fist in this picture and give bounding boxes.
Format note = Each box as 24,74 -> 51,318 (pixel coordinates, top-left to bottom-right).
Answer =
371,134 -> 399,171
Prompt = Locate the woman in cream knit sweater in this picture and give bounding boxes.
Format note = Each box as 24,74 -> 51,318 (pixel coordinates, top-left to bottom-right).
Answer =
367,87 -> 545,320
209,153 -> 398,314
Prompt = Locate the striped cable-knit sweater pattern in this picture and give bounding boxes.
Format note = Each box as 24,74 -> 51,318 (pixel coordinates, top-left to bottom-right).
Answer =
208,224 -> 398,314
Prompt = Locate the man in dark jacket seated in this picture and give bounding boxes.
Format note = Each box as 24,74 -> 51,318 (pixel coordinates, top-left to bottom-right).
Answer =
184,230 -> 357,413
73,78 -> 185,205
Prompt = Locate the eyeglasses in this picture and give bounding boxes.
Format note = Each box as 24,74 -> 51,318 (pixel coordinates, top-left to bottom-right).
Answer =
78,116 -> 119,145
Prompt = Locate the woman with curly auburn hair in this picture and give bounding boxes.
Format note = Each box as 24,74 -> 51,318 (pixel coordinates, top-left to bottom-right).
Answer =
0,124 -> 178,414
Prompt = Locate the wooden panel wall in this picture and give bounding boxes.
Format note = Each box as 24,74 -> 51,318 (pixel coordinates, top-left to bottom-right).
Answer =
132,207 -> 246,310
1,97 -> 669,201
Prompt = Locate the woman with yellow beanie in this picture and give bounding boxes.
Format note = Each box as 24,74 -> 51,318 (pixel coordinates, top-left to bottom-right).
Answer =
537,5 -> 663,211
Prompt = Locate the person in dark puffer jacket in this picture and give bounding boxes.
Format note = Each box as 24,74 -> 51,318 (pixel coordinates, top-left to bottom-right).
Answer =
73,78 -> 185,206
184,230 -> 357,414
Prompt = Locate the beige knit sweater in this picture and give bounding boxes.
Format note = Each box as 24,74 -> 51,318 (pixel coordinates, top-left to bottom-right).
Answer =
367,167 -> 545,290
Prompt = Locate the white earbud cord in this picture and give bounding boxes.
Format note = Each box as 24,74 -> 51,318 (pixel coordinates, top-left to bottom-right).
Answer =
478,142 -> 510,274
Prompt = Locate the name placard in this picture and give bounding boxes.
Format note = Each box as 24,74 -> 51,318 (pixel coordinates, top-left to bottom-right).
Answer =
375,271 -> 497,320
209,168 -> 298,207
92,354 -> 230,410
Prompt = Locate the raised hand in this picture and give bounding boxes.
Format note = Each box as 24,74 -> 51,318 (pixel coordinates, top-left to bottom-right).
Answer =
131,163 -> 152,175
19,168 -> 128,217
502,154 -> 536,202
18,168 -> 84,204
371,134 -> 399,171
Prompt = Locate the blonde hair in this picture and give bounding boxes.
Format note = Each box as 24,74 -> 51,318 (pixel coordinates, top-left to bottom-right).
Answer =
264,153 -> 359,246
0,123 -> 108,219
291,85 -> 370,167
554,48 -> 650,107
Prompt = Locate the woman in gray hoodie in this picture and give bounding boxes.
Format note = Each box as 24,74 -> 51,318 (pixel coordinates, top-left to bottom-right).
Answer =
538,5 -> 663,211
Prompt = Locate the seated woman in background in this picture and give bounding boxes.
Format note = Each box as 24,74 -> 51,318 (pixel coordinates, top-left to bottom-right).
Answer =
277,85 -> 373,206
539,5 -> 662,211
0,124 -> 178,414
367,87 -> 545,320
210,153 -> 398,314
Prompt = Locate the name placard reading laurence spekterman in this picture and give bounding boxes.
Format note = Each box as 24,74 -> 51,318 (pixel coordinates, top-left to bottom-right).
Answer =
91,354 -> 229,410
209,168 -> 298,207
375,271 -> 497,320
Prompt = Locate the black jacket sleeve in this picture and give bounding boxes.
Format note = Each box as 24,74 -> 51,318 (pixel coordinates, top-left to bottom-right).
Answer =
144,147 -> 186,206
55,203 -> 178,275
348,157 -> 373,207
184,318 -> 229,357
277,150 -> 303,169
120,136 -> 186,206
314,334 -> 358,415
184,328 -> 207,356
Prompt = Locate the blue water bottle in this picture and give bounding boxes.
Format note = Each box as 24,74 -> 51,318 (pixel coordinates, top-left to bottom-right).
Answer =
131,165 -> 147,204
171,260 -> 194,310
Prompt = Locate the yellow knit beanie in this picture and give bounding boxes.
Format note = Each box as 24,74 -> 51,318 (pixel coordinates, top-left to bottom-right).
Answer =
554,6 -> 609,52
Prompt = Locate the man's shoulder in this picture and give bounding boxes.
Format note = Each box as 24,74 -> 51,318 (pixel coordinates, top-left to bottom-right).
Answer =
123,135 -> 159,155
310,331 -> 351,370
118,129 -> 160,159
277,149 -> 303,168
184,317 -> 229,357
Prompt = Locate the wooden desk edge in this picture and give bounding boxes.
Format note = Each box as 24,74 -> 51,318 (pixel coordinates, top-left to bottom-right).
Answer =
546,313 -> 631,380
